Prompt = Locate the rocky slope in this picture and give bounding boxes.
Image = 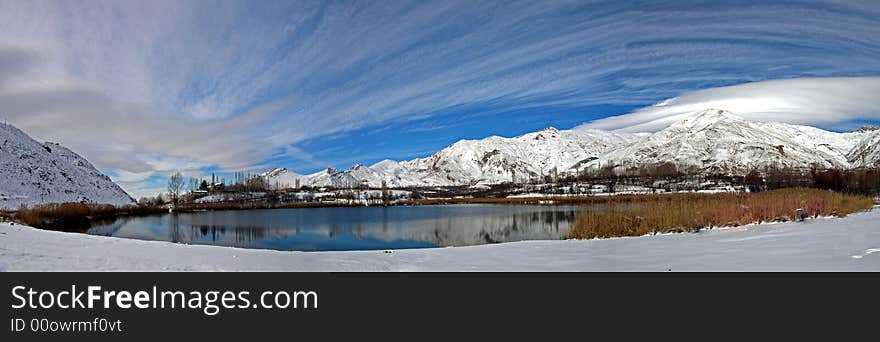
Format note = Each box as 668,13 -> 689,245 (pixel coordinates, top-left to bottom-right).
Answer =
0,123 -> 135,208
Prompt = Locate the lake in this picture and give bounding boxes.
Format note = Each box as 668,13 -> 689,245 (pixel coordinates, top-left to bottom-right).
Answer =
85,204 -> 582,251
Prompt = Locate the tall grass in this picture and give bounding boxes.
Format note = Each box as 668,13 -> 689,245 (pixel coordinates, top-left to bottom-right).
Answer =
568,188 -> 875,239
3,201 -> 384,231
8,203 -> 166,231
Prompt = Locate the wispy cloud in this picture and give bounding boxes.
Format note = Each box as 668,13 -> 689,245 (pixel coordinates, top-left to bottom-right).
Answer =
1,1 -> 879,196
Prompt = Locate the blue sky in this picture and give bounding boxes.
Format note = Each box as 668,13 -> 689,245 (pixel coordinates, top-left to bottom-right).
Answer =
1,0 -> 879,198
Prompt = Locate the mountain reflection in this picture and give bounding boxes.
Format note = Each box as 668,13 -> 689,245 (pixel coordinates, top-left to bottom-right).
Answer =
86,205 -> 579,251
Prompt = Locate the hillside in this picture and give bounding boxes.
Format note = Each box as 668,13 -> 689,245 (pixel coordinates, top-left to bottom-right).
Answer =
0,123 -> 134,209
264,127 -> 640,188
847,127 -> 880,167
263,109 -> 878,189
588,109 -> 855,174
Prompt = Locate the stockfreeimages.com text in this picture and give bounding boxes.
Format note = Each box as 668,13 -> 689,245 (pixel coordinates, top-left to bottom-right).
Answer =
11,285 -> 317,316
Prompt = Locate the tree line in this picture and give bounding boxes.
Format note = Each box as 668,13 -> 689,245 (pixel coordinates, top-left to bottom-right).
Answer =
138,165 -> 880,206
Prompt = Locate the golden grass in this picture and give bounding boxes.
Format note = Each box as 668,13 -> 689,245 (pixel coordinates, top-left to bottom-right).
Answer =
3,201 -> 381,230
567,188 -> 875,239
9,203 -> 164,230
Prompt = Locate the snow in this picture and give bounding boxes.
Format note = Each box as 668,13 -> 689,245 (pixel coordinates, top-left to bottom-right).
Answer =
261,167 -> 309,189
262,109 -> 880,190
263,126 -> 640,189
193,193 -> 229,203
847,128 -> 880,166
400,126 -> 640,185
0,123 -> 134,209
588,109 -> 871,175
1,208 -> 878,271
193,192 -> 266,204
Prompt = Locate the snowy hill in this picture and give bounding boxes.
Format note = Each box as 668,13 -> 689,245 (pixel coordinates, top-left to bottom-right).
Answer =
262,167 -> 355,189
261,168 -> 309,189
586,109 -> 857,175
304,167 -> 357,188
367,159 -> 429,187
847,127 -> 880,167
400,127 -> 640,185
263,108 -> 878,189
0,123 -> 135,209
263,127 -> 640,188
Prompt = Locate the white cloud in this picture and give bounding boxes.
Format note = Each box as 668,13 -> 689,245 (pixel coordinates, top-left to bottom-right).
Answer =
113,170 -> 154,183
578,77 -> 880,132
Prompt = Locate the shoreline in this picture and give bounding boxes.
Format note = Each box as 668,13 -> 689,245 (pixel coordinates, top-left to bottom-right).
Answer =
4,188 -> 875,241
1,208 -> 877,271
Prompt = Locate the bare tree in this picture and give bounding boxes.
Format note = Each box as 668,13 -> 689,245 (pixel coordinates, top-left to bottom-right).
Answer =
168,172 -> 184,205
188,177 -> 198,193
381,179 -> 390,206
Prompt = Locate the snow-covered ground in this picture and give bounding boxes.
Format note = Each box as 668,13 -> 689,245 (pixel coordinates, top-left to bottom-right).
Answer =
1,208 -> 878,271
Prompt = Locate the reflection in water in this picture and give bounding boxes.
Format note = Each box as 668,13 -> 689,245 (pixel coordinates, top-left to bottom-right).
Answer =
86,205 -> 582,251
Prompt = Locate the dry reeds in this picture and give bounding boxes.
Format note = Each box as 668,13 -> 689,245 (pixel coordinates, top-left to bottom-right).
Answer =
9,203 -> 165,230
4,201 -> 381,230
568,188 -> 874,239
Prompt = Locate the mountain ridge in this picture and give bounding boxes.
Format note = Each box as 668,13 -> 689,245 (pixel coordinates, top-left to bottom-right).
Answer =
263,108 -> 879,189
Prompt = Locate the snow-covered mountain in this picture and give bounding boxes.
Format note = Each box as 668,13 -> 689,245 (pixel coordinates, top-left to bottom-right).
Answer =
367,159 -> 429,187
263,108 -> 878,189
0,123 -> 135,209
262,165 -> 381,189
585,109 -> 870,175
847,127 -> 880,167
262,166 -> 366,189
261,168 -> 309,189
262,126 -> 640,188
400,127 -> 639,185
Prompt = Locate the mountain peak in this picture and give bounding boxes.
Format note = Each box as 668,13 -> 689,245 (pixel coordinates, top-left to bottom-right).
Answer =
851,125 -> 879,133
261,167 -> 288,177
526,126 -> 560,140
668,108 -> 744,131
691,108 -> 739,119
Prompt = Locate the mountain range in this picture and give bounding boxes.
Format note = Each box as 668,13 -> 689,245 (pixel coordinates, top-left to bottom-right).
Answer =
264,109 -> 880,189
2,108 -> 877,209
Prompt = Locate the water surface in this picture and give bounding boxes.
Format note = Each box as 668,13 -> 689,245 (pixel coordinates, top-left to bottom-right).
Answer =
86,204 -> 581,251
